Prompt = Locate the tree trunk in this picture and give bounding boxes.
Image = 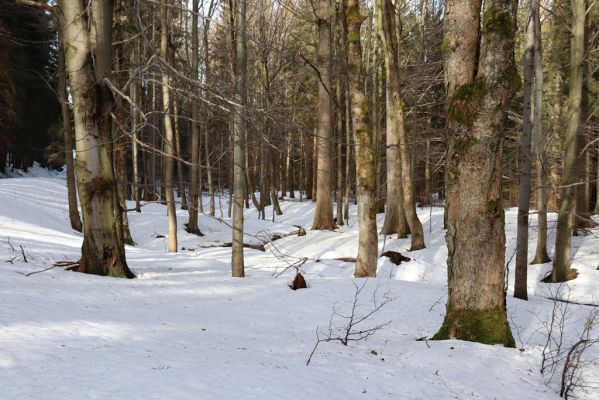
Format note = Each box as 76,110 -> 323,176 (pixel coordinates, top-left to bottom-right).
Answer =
59,0 -> 133,278
379,0 -> 424,250
378,34 -> 401,235
531,0 -> 550,264
514,0 -> 536,300
312,0 -> 335,230
345,0 -> 378,277
160,0 -> 177,253
551,0 -> 585,282
187,0 -> 201,234
58,37 -> 82,233
174,100 -> 188,210
232,0 -> 247,277
203,13 -> 216,217
432,0 -> 517,346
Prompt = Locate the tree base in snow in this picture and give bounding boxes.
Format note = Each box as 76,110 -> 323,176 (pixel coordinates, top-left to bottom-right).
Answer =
432,307 -> 515,347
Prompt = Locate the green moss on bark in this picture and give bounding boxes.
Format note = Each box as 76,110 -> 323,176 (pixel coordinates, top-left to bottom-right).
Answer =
485,197 -> 504,218
447,80 -> 487,125
432,307 -> 515,347
482,7 -> 514,37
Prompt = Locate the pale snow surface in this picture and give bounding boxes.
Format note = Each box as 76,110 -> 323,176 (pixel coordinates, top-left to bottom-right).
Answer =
0,175 -> 598,400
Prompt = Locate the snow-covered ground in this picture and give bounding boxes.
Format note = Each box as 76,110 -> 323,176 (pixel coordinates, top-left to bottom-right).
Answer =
0,175 -> 597,400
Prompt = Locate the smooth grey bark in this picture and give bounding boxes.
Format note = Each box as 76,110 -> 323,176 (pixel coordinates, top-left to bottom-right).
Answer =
312,0 -> 336,230
514,0 -> 536,300
232,0 -> 247,277
551,0 -> 585,282
59,0 -> 133,278
58,37 -> 82,233
531,1 -> 549,264
160,0 -> 177,253
187,0 -> 201,234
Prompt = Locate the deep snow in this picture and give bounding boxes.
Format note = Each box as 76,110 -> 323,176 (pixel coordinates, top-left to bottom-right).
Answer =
0,175 -> 597,400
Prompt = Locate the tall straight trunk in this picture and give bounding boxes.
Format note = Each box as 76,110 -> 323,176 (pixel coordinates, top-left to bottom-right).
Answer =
59,0 -> 133,278
311,0 -> 336,230
160,0 -> 177,253
232,0 -> 247,277
174,100 -> 188,210
424,139 -> 432,205
378,28 -> 401,235
113,0 -> 133,245
203,13 -> 216,217
336,78 -> 345,225
129,38 -> 141,212
531,1 -> 550,264
187,0 -> 201,234
552,0 -> 585,282
345,0 -> 378,277
514,0 -> 536,300
433,0 -> 517,346
343,78 -> 352,224
58,37 -> 82,233
379,0 -> 424,250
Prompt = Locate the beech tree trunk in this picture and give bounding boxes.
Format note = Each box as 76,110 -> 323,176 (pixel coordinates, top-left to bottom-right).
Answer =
311,0 -> 336,229
531,0 -> 550,264
514,0 -> 536,300
433,0 -> 517,346
379,0 -> 424,249
58,37 -> 82,233
59,0 -> 133,278
345,0 -> 378,278
160,0 -> 177,253
187,0 -> 201,234
551,0 -> 585,282
232,0 -> 247,277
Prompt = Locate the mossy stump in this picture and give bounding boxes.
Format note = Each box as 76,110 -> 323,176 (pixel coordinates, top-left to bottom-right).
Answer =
432,307 -> 515,347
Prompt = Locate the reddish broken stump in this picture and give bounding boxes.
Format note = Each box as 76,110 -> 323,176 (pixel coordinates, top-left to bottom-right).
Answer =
289,272 -> 307,290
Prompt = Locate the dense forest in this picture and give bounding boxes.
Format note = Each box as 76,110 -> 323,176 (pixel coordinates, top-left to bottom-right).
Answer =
0,0 -> 598,398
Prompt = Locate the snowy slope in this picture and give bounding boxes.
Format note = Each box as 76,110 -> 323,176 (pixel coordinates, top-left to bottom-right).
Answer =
0,177 -> 597,400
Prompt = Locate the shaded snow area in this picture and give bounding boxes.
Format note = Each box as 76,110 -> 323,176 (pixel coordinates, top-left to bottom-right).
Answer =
1,177 -> 598,400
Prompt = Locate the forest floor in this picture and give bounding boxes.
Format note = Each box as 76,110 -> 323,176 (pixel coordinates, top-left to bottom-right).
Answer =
0,171 -> 598,400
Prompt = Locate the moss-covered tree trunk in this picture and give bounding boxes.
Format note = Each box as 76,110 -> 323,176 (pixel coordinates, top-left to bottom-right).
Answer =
345,0 -> 378,277
551,0 -> 585,282
59,0 -> 134,278
433,0 -> 517,346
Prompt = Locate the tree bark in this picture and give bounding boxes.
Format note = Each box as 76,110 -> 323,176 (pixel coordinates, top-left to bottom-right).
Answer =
379,0 -> 424,249
432,0 -> 517,346
531,0 -> 550,264
232,0 -> 247,277
187,0 -> 201,234
57,36 -> 82,233
59,0 -> 133,278
311,0 -> 336,229
160,0 -> 177,253
551,0 -> 585,282
345,0 -> 378,277
514,0 -> 536,300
